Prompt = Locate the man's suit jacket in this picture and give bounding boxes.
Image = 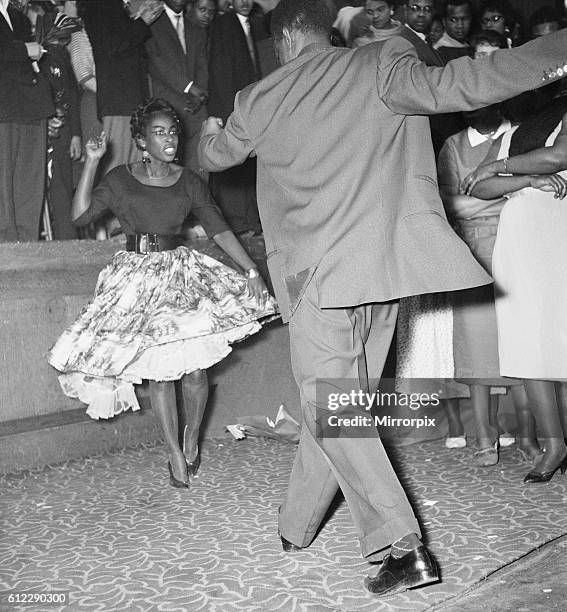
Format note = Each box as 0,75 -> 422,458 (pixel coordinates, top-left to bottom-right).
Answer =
0,8 -> 54,123
397,27 -> 464,154
83,0 -> 151,119
146,12 -> 208,116
398,25 -> 443,67
199,32 -> 567,322
208,10 -> 261,123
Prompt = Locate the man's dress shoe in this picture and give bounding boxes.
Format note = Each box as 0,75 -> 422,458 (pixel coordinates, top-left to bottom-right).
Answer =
364,545 -> 439,596
280,535 -> 303,552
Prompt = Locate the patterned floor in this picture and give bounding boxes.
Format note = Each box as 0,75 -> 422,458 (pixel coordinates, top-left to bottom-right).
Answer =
1,437 -> 566,612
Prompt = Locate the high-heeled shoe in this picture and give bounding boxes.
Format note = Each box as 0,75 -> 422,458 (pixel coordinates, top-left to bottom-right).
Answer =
183,426 -> 200,476
523,454 -> 567,484
473,441 -> 498,467
168,461 -> 189,489
186,451 -> 200,477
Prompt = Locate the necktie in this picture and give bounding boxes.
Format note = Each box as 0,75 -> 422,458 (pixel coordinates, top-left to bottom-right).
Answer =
243,17 -> 258,75
175,14 -> 186,54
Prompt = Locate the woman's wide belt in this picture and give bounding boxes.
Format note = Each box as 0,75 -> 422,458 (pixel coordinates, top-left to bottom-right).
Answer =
125,233 -> 183,253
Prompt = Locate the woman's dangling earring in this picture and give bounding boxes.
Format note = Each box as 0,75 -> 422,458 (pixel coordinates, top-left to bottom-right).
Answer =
142,148 -> 150,164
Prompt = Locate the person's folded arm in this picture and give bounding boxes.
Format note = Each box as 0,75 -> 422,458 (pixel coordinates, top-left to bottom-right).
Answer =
441,190 -> 504,219
470,175 -> 544,200
494,116 -> 567,175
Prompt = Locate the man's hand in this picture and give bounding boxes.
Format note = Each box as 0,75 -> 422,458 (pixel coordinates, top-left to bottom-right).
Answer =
185,84 -> 208,113
350,10 -> 372,41
189,83 -> 208,103
25,42 -> 45,61
139,0 -> 164,25
201,117 -> 224,138
48,115 -> 65,139
69,135 -> 82,161
184,91 -> 202,114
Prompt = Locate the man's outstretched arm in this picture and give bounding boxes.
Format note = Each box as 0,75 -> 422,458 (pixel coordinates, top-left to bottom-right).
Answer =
379,29 -> 567,116
198,93 -> 255,172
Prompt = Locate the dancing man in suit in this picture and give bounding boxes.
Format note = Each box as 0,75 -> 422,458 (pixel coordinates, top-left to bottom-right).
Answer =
198,0 -> 567,596
207,0 -> 266,235
0,0 -> 54,242
146,0 -> 210,176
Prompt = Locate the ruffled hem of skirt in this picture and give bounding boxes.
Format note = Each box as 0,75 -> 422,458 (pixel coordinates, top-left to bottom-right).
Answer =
57,321 -> 261,420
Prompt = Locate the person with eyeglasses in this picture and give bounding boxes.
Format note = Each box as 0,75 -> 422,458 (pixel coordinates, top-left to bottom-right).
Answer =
400,0 -> 443,65
404,0 -> 434,35
478,0 -> 515,47
48,98 -> 276,489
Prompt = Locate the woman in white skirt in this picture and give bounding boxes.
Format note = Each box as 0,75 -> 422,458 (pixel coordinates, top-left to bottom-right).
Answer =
462,99 -> 567,483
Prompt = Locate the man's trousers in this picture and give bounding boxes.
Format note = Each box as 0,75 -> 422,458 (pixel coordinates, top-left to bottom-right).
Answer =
278,276 -> 421,559
0,120 -> 47,242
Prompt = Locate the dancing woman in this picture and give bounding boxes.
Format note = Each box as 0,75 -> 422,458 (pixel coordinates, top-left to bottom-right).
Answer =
48,98 -> 276,488
462,99 -> 567,482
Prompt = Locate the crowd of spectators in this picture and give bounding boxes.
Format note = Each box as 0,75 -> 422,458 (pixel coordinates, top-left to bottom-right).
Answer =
0,0 -> 565,242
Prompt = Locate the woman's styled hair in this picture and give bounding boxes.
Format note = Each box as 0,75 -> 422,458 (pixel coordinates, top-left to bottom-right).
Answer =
471,28 -> 508,50
130,98 -> 181,143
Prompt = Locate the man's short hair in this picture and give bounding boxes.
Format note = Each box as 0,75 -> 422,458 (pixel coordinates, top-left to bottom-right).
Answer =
443,0 -> 472,19
271,0 -> 333,42
445,0 -> 472,9
441,0 -> 473,19
529,6 -> 561,30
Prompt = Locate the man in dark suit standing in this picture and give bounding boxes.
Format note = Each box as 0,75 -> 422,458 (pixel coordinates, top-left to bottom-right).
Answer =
199,0 -> 567,596
83,0 -> 163,174
207,0 -> 266,235
0,0 -> 54,242
401,0 -> 442,66
401,0 -> 463,154
146,0 -> 209,175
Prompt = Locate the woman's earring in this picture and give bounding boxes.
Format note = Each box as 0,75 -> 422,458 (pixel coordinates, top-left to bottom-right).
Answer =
142,148 -> 150,164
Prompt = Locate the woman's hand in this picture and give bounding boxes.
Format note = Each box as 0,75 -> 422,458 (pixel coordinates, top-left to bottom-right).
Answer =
247,275 -> 270,308
85,131 -> 107,162
529,174 -> 567,199
460,161 -> 500,195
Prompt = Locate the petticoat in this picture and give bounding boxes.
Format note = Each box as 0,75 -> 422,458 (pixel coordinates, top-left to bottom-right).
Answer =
47,247 -> 278,419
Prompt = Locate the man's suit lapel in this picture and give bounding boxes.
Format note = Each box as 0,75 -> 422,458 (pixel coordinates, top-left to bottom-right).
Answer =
402,26 -> 443,66
0,13 -> 11,37
156,12 -> 186,58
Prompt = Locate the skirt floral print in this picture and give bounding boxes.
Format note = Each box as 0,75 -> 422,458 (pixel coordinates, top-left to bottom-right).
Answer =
48,247 -> 278,419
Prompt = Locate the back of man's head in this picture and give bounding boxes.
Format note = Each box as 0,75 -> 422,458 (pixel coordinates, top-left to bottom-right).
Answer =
271,0 -> 333,42
446,0 -> 472,10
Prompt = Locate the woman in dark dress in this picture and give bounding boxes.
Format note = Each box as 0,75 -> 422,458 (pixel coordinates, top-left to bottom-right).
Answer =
48,99 -> 277,488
